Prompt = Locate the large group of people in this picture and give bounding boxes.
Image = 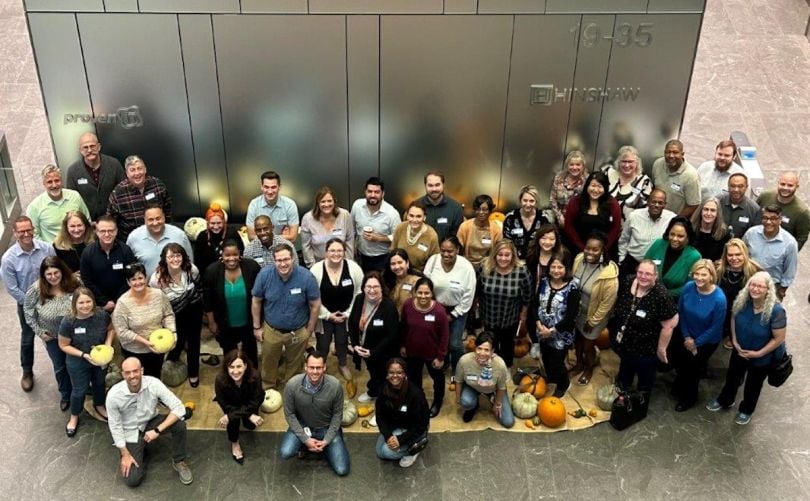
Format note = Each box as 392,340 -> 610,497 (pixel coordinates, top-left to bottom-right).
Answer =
1,133 -> 802,484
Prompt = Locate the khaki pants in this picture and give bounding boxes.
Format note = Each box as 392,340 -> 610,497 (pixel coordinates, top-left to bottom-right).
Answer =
261,324 -> 308,390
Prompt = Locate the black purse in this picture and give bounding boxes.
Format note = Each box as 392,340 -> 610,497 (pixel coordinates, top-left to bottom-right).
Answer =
609,389 -> 649,431
407,433 -> 429,455
768,352 -> 793,388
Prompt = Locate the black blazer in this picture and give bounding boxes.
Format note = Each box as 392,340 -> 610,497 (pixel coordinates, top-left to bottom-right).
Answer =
348,295 -> 399,364
203,258 -> 260,328
193,229 -> 245,277
214,372 -> 264,421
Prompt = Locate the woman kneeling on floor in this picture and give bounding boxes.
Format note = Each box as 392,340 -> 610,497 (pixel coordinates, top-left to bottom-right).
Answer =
375,357 -> 430,468
454,332 -> 515,428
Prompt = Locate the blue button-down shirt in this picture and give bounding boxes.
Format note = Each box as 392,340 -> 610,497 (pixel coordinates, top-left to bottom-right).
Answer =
1,239 -> 56,304
246,194 -> 300,237
252,265 -> 319,331
743,226 -> 798,287
126,224 -> 194,277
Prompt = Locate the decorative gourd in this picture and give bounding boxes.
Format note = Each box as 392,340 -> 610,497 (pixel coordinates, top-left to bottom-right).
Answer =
346,380 -> 357,399
89,344 -> 114,366
518,374 -> 548,400
532,377 -> 547,399
537,396 -> 567,428
161,360 -> 188,387
512,392 -> 539,419
357,404 -> 374,417
342,400 -> 358,426
595,327 -> 611,350
514,335 -> 531,359
183,217 -> 208,240
105,370 -> 123,390
464,335 -> 477,353
149,328 -> 175,354
518,375 -> 534,393
261,389 -> 283,413
597,383 -> 618,411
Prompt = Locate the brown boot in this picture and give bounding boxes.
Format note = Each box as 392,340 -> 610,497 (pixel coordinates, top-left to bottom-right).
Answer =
21,373 -> 34,392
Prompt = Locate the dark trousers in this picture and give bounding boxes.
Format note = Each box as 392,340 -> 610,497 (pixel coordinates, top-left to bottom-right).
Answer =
17,304 -> 36,374
359,253 -> 387,273
167,302 -> 203,378
44,338 -> 72,402
122,349 -> 164,379
317,320 -> 349,366
619,255 -> 641,280
217,324 -> 259,370
717,350 -> 770,415
540,341 -> 569,397
65,355 -> 106,416
489,323 -> 518,368
406,357 -> 445,405
617,353 -> 658,393
671,333 -> 718,406
122,415 -> 188,487
226,415 -> 257,442
356,355 -> 387,398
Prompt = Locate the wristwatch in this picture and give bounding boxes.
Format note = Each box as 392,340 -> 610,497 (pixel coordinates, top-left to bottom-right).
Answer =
152,427 -> 161,435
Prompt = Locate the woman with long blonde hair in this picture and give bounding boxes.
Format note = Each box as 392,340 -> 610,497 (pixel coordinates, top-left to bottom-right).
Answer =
716,238 -> 762,349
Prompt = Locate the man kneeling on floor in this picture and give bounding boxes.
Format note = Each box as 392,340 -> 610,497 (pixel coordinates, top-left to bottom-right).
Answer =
106,357 -> 193,486
279,349 -> 350,476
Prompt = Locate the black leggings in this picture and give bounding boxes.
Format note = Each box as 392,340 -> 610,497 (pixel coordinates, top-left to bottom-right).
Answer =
218,324 -> 259,370
122,349 -> 164,378
167,301 -> 203,378
406,357 -> 445,405
227,415 -> 257,442
540,341 -> 569,397
489,323 -> 518,368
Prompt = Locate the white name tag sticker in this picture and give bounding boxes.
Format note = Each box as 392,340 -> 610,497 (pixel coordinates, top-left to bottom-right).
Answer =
77,178 -> 89,185
738,216 -> 750,223
341,278 -> 353,287
425,314 -> 435,322
450,280 -> 462,290
402,283 -> 413,291
417,243 -> 429,252
670,183 -> 682,192
74,327 -> 86,334
144,192 -> 156,200
653,259 -> 662,266
373,319 -> 384,327
399,405 -> 408,412
255,257 -> 264,263
635,310 -> 647,318
465,375 -> 478,382
512,228 -> 524,237
782,216 -> 790,223
290,288 -> 302,295
437,217 -> 448,224
631,187 -> 641,194
112,263 -> 124,270
331,228 -> 343,235
481,238 -> 492,246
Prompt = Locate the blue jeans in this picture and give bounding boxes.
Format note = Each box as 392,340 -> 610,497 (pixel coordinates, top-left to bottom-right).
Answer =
279,427 -> 350,476
459,384 -> 515,428
65,355 -> 106,416
44,338 -> 72,402
447,313 -> 468,372
17,304 -> 35,374
617,353 -> 658,393
375,428 -> 429,461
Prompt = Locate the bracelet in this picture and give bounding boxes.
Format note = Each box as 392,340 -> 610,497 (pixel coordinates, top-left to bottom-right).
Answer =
253,325 -> 262,330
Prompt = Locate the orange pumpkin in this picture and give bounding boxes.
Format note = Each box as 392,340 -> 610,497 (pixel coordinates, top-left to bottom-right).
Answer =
532,377 -> 547,399
464,335 -> 477,353
514,336 -> 531,359
537,396 -> 567,428
595,328 -> 611,350
518,375 -> 547,399
519,375 -> 535,393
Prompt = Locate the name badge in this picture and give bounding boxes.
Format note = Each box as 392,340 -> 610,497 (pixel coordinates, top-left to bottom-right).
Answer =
417,243 -> 429,252
782,216 -> 790,224
373,319 -> 384,327
437,217 -> 448,224
290,288 -> 302,295
74,327 -> 86,334
77,178 -> 89,185
450,280 -> 462,290
144,192 -> 156,200
631,187 -> 641,194
738,216 -> 750,223
278,218 -> 288,224
635,310 -> 647,318
670,183 -> 682,192
112,263 -> 124,270
465,375 -> 478,382
341,278 -> 353,287
255,257 -> 264,263
511,228 -> 524,237
425,314 -> 435,322
331,228 -> 343,235
399,405 -> 408,412
481,238 -> 492,246
402,283 -> 413,291
653,259 -> 661,266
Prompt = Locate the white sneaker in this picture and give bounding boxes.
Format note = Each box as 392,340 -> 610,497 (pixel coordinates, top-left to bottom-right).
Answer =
399,453 -> 419,468
358,392 -> 374,403
369,414 -> 377,427
529,343 -> 541,359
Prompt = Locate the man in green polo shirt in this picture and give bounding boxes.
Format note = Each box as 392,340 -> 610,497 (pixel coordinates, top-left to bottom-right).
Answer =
26,164 -> 91,243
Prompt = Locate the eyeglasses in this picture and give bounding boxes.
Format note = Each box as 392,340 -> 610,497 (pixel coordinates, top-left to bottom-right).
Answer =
15,229 -> 33,235
274,257 -> 292,263
761,216 -> 780,222
80,144 -> 100,152
96,229 -> 115,234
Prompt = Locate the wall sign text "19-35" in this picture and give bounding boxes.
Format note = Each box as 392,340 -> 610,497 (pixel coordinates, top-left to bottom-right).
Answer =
570,22 -> 654,49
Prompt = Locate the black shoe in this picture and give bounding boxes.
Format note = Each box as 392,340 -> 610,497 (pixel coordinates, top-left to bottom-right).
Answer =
232,453 -> 244,465
462,406 -> 478,423
66,422 -> 78,438
429,401 -> 443,418
189,378 -> 199,388
674,402 -> 693,412
60,400 -> 70,412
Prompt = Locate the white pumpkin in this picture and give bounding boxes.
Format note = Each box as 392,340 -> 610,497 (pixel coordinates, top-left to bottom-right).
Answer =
161,360 -> 188,387
342,400 -> 358,427
184,217 -> 208,240
597,383 -> 618,411
261,389 -> 282,413
89,344 -> 114,366
512,392 -> 539,419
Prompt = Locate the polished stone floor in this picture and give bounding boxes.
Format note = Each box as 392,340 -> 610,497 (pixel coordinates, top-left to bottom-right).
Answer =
1,0 -> 810,499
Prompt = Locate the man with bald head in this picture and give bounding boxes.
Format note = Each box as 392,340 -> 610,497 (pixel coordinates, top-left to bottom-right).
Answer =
66,132 -> 125,220
756,172 -> 810,250
106,357 -> 193,487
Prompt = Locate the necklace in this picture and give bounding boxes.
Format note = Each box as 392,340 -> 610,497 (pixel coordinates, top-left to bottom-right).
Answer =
406,224 -> 427,245
724,269 -> 744,285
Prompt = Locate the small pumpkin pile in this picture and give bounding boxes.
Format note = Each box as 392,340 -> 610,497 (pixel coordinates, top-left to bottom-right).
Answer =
513,374 -> 568,430
518,374 -> 547,400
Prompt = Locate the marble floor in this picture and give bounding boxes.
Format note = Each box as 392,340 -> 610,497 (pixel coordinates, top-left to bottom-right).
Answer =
1,0 -> 810,499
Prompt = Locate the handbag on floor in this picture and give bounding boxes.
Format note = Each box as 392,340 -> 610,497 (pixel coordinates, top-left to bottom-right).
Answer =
768,352 -> 793,388
609,389 -> 649,431
407,433 -> 429,455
